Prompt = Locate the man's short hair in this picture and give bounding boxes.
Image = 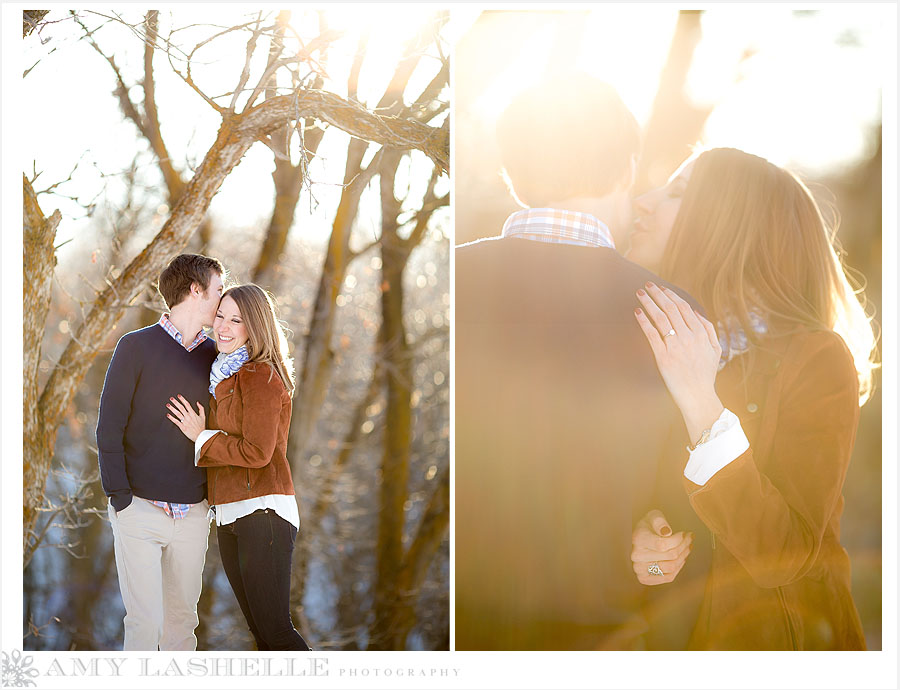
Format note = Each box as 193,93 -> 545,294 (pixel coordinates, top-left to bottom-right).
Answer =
496,72 -> 641,208
157,253 -> 224,309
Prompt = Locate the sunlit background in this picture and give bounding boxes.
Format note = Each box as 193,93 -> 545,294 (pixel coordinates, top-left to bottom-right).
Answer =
454,6 -> 886,650
455,7 -> 885,244
24,6 -> 450,242
21,6 -> 451,651
462,8 -> 883,175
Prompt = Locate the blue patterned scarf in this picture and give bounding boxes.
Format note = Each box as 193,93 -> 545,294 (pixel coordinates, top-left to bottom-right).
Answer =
209,345 -> 250,398
718,310 -> 768,370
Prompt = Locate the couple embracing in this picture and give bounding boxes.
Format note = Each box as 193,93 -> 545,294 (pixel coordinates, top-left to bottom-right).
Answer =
455,72 -> 877,650
96,254 -> 310,651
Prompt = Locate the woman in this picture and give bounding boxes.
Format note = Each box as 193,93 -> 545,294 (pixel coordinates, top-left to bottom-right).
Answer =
166,283 -> 311,651
625,148 -> 877,650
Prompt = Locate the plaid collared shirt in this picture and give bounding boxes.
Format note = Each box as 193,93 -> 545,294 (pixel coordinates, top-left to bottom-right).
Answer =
501,207 -> 616,249
158,313 -> 208,352
149,501 -> 194,519
151,314 -> 208,519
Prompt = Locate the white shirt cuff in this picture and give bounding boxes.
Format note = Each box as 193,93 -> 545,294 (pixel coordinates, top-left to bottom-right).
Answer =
195,429 -> 225,466
683,408 -> 750,486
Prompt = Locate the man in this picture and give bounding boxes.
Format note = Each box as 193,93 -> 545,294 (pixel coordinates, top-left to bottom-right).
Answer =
454,72 -> 702,650
96,253 -> 224,651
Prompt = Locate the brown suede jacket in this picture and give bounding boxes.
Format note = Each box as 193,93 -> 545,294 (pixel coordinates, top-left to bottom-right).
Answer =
197,362 -> 296,505
662,329 -> 867,650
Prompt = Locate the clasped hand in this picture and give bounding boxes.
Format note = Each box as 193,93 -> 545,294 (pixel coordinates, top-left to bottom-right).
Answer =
631,510 -> 693,585
166,394 -> 206,442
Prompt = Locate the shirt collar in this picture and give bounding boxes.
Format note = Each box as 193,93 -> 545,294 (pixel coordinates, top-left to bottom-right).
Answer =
501,207 -> 616,250
158,314 -> 208,352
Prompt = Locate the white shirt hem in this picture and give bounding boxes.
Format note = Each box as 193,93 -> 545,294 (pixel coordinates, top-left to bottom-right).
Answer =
209,494 -> 300,531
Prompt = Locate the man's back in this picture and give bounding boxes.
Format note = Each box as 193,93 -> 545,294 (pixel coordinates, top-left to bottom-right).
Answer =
454,237 -> 693,650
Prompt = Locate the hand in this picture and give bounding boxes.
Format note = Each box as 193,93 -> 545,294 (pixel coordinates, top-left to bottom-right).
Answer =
634,282 -> 725,445
166,394 -> 206,443
631,509 -> 693,586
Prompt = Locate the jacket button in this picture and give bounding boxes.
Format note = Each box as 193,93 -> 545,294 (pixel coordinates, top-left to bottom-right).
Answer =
747,402 -> 759,413
229,388 -> 233,393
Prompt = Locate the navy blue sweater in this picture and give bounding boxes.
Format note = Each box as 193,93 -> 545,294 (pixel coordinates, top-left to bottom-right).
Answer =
96,324 -> 217,511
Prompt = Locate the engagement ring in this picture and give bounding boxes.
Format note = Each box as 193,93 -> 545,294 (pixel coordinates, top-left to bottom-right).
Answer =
648,562 -> 664,576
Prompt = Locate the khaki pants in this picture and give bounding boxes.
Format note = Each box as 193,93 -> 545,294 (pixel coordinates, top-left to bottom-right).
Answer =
108,496 -> 211,651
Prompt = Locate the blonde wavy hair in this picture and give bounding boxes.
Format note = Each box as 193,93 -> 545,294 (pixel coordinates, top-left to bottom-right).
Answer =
658,147 -> 879,405
222,284 -> 295,396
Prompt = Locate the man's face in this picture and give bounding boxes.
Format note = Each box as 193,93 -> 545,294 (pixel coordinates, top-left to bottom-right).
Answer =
198,271 -> 225,327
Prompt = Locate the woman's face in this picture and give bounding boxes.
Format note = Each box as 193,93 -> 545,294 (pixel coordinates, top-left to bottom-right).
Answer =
213,295 -> 249,354
626,160 -> 695,272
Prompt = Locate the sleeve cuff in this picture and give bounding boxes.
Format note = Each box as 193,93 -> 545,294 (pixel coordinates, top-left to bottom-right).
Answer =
195,430 -> 225,465
683,408 -> 750,486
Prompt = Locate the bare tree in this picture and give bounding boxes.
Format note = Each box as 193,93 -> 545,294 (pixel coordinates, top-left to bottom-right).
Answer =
264,18 -> 450,647
23,12 -> 449,566
288,154 -> 450,649
288,16 -> 449,462
368,155 -> 449,649
251,10 -> 329,287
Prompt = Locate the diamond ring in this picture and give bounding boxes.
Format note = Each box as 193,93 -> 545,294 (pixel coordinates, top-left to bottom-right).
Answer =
648,562 -> 664,576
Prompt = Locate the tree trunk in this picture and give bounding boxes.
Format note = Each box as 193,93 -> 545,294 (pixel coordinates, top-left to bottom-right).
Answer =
633,10 -> 711,194
368,150 -> 412,649
287,138 -> 373,462
23,177 -> 60,552
390,466 -> 450,647
251,126 -> 323,288
252,10 -> 327,288
368,249 -> 412,648
363,151 -> 448,649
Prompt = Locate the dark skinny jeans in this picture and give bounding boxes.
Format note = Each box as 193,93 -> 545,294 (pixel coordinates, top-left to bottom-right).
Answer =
217,508 -> 310,651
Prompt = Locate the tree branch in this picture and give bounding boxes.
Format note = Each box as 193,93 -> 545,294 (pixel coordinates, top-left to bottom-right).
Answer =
401,60 -> 449,121
23,10 -> 50,38
399,465 -> 450,596
239,89 -> 448,173
401,167 -> 448,251
75,15 -> 149,137
348,31 -> 370,102
375,17 -> 439,115
142,11 -> 184,200
230,13 -> 265,112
